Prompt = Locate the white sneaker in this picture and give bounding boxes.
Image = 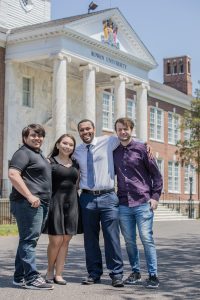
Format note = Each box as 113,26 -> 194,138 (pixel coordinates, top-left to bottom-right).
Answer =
25,276 -> 54,290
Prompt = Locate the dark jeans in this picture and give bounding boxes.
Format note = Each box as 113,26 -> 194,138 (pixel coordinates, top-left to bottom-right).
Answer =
80,191 -> 123,280
10,199 -> 48,282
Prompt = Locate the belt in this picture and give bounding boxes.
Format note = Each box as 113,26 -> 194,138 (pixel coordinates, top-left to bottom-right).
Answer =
82,188 -> 115,196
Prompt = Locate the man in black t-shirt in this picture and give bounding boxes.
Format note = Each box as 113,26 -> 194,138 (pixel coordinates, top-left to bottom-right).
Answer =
9,124 -> 53,290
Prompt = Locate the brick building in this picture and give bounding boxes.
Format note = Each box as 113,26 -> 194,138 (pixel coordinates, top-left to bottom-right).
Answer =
0,1 -> 199,216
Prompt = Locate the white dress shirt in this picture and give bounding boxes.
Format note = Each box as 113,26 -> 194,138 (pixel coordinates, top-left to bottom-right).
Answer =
73,135 -> 119,190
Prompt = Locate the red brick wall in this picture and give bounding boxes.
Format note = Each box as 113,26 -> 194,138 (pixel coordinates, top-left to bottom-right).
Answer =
163,56 -> 192,95
148,96 -> 198,201
0,47 -> 5,181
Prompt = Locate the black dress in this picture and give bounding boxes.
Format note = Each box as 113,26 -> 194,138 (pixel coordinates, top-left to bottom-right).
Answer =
45,157 -> 79,235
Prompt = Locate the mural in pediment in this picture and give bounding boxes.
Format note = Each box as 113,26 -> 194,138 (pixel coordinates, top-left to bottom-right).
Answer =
101,19 -> 120,49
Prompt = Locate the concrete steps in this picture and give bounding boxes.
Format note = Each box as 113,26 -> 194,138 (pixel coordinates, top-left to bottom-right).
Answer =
154,204 -> 190,221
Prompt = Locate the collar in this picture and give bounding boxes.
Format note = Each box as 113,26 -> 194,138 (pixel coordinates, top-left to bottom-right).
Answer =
119,139 -> 136,150
83,137 -> 97,149
23,143 -> 42,154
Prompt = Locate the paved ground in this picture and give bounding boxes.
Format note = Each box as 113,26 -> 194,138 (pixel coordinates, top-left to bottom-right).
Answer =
0,220 -> 200,300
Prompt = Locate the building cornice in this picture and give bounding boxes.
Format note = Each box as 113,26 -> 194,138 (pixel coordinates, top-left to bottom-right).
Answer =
148,84 -> 192,109
7,25 -> 155,71
68,8 -> 157,69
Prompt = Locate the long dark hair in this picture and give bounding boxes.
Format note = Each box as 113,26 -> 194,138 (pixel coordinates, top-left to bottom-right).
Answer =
49,134 -> 76,158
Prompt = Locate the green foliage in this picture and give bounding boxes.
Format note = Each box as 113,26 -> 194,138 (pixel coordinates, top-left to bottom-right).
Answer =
0,224 -> 18,236
176,87 -> 200,173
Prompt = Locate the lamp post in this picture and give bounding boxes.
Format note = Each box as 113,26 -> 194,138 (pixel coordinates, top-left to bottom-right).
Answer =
188,175 -> 193,218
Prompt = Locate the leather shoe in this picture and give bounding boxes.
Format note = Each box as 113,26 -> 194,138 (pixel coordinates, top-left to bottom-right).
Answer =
82,276 -> 101,285
45,274 -> 54,284
54,277 -> 67,285
112,278 -> 124,287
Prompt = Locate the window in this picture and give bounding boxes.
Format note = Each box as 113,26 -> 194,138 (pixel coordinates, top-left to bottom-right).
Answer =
184,165 -> 196,194
102,92 -> 114,130
126,98 -> 136,130
156,159 -> 164,188
22,77 -> 32,107
172,61 -> 177,74
184,128 -> 191,141
166,62 -> 171,74
168,112 -> 180,144
150,107 -> 164,141
168,161 -> 180,193
179,60 -> 184,74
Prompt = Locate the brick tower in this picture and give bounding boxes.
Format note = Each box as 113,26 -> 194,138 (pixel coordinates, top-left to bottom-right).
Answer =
163,55 -> 192,95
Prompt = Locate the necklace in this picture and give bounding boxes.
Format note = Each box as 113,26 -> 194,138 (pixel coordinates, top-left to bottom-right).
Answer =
55,156 -> 72,166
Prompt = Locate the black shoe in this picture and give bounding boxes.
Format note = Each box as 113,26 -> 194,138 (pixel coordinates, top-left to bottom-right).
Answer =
124,272 -> 141,285
54,277 -> 67,285
112,278 -> 124,288
82,276 -> 101,285
13,278 -> 25,287
145,275 -> 159,289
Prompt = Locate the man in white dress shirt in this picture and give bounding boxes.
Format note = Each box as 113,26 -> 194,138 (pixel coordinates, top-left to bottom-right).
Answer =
73,119 -> 124,287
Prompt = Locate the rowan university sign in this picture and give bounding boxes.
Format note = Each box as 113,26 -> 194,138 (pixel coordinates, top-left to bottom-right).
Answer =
91,51 -> 127,70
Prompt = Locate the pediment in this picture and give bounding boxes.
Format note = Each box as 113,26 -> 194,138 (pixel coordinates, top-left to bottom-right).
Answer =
65,8 -> 157,69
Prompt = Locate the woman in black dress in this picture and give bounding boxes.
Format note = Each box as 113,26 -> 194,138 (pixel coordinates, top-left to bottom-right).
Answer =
45,134 -> 79,285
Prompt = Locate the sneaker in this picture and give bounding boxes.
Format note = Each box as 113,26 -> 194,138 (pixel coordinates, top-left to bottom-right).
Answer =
124,272 -> 141,285
145,275 -> 159,289
112,278 -> 124,288
13,279 -> 25,287
25,276 -> 54,290
82,276 -> 101,285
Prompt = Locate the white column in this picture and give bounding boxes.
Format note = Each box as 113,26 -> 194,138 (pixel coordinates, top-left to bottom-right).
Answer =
52,53 -> 71,140
135,83 -> 149,142
3,61 -> 16,181
112,75 -> 129,119
79,64 -> 99,123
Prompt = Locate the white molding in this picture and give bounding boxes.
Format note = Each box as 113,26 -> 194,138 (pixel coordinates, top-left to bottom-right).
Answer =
24,61 -> 52,73
7,25 -> 155,71
149,85 -> 191,109
68,8 -> 157,68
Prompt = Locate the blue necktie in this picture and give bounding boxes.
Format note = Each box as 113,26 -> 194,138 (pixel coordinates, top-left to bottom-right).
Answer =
86,144 -> 95,188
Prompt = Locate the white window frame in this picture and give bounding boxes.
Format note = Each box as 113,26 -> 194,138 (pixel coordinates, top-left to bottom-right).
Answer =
168,112 -> 180,145
156,158 -> 164,189
126,98 -> 136,135
150,107 -> 164,142
102,91 -> 114,131
184,164 -> 196,194
168,161 -> 180,193
22,77 -> 33,108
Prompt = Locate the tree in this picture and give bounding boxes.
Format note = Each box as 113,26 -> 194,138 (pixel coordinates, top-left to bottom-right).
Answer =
176,83 -> 200,200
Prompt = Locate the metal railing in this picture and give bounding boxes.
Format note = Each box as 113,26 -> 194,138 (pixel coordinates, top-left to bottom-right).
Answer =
0,199 -> 16,224
0,179 -> 12,198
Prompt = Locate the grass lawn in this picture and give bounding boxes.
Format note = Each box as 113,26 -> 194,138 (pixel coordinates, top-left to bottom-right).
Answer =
0,224 -> 18,236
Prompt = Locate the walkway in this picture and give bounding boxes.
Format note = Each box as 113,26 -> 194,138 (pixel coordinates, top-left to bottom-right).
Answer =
0,220 -> 199,299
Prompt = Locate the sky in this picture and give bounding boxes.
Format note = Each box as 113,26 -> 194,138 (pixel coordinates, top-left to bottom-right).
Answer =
51,0 -> 199,95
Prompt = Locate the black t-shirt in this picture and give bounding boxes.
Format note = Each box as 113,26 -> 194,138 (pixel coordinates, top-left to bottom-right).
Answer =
9,144 -> 52,203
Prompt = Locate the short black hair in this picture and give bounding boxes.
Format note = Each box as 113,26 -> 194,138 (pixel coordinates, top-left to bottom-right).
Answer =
77,119 -> 95,131
22,124 -> 45,143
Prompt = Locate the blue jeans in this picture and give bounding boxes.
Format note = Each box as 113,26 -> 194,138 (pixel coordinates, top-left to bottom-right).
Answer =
10,199 -> 48,282
119,203 -> 157,276
80,192 -> 123,279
